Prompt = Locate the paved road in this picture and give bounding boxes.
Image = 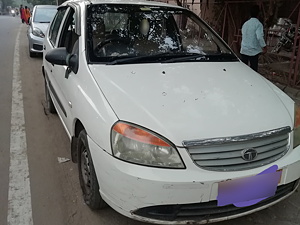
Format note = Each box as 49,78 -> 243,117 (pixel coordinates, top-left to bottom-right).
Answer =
0,15 -> 299,225
0,14 -> 17,225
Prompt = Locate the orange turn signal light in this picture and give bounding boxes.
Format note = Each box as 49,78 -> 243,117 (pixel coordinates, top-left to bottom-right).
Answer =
113,122 -> 171,147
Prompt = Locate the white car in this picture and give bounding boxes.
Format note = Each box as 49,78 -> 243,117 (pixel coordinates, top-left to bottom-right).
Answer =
27,5 -> 57,57
42,0 -> 300,224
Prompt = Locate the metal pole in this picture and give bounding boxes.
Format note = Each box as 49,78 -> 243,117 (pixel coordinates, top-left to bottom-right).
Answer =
288,1 -> 300,20
289,6 -> 300,87
296,45 -> 300,87
228,6 -> 238,48
216,5 -> 225,27
222,3 -> 228,39
292,7 -> 300,87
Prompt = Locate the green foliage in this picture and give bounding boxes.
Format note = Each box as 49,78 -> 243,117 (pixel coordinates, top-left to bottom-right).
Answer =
26,0 -> 56,6
1,0 -> 14,11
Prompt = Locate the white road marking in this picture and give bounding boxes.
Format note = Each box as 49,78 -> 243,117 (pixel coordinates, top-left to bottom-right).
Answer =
7,26 -> 33,225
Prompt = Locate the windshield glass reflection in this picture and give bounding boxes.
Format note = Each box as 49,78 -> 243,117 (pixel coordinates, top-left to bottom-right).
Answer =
87,4 -> 236,64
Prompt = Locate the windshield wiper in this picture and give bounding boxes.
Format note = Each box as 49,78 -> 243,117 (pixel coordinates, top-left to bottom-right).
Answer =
106,52 -> 237,65
163,53 -> 237,63
163,54 -> 208,63
206,53 -> 238,61
38,21 -> 50,23
106,52 -> 179,65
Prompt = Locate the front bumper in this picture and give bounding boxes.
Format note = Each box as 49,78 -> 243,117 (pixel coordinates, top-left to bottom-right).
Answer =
88,136 -> 300,224
28,33 -> 44,53
133,180 -> 299,223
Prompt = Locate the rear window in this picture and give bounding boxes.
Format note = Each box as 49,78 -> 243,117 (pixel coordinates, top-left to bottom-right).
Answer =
33,7 -> 57,23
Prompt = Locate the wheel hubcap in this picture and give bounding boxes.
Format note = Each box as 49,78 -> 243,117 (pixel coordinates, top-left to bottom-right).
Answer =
80,148 -> 91,194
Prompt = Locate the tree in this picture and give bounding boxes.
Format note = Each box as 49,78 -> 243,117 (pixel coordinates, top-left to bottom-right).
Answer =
26,0 -> 56,6
58,0 -> 67,5
1,0 -> 13,11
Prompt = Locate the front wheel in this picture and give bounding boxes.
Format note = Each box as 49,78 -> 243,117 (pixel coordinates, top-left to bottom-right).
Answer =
78,130 -> 107,210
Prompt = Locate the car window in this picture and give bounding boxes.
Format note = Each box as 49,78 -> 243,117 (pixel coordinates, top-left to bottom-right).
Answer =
102,12 -> 128,32
58,8 -> 78,53
86,4 -> 236,64
33,7 -> 57,23
48,7 -> 67,46
173,14 -> 227,54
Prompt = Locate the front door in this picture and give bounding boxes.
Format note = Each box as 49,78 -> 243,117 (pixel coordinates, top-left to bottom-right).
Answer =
44,5 -> 79,136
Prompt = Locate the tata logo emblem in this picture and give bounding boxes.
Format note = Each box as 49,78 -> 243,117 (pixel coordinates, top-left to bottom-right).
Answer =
241,148 -> 258,161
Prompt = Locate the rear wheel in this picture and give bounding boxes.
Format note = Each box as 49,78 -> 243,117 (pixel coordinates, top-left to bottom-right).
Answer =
44,79 -> 56,114
78,130 -> 107,210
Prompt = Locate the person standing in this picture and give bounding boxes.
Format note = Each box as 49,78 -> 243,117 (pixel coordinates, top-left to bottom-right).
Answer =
240,5 -> 267,72
19,5 -> 25,23
24,6 -> 31,25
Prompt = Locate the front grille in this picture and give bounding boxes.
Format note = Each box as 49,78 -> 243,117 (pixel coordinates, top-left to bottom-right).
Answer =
33,44 -> 43,51
133,180 -> 299,222
183,127 -> 291,171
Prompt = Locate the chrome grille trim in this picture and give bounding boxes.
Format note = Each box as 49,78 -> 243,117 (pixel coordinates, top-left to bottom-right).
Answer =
182,126 -> 291,147
184,127 -> 291,171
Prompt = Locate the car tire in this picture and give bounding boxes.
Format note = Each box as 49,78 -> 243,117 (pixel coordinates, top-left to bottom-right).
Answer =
44,79 -> 56,114
78,130 -> 107,210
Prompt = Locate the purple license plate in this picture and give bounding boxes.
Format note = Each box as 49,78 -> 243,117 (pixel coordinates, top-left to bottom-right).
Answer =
217,165 -> 282,207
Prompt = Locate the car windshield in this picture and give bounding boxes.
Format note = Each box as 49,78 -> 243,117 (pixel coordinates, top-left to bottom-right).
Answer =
33,7 -> 57,23
87,4 -> 237,64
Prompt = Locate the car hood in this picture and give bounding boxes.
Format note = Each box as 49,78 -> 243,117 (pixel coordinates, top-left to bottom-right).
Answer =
89,62 -> 293,146
32,22 -> 49,34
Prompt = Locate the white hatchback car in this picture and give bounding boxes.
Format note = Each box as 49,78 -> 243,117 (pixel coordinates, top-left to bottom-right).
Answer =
43,0 -> 300,224
27,5 -> 57,57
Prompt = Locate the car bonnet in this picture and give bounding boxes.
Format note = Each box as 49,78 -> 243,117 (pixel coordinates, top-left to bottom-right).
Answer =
32,22 -> 50,35
88,61 -> 293,146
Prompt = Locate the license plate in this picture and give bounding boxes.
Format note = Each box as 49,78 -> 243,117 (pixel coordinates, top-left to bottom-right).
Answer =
217,166 -> 282,207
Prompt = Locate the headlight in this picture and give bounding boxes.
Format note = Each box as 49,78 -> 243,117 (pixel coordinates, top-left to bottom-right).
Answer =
32,28 -> 45,38
111,121 -> 185,168
294,104 -> 300,148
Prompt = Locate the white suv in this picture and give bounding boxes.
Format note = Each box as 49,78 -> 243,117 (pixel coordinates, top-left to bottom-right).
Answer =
42,0 -> 300,224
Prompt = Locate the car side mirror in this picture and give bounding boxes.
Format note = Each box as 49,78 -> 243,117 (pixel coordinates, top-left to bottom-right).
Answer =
66,54 -> 78,74
45,47 -> 79,77
45,47 -> 68,66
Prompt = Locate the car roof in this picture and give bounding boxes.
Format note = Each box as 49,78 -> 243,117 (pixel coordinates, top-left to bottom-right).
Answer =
62,0 -> 182,9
